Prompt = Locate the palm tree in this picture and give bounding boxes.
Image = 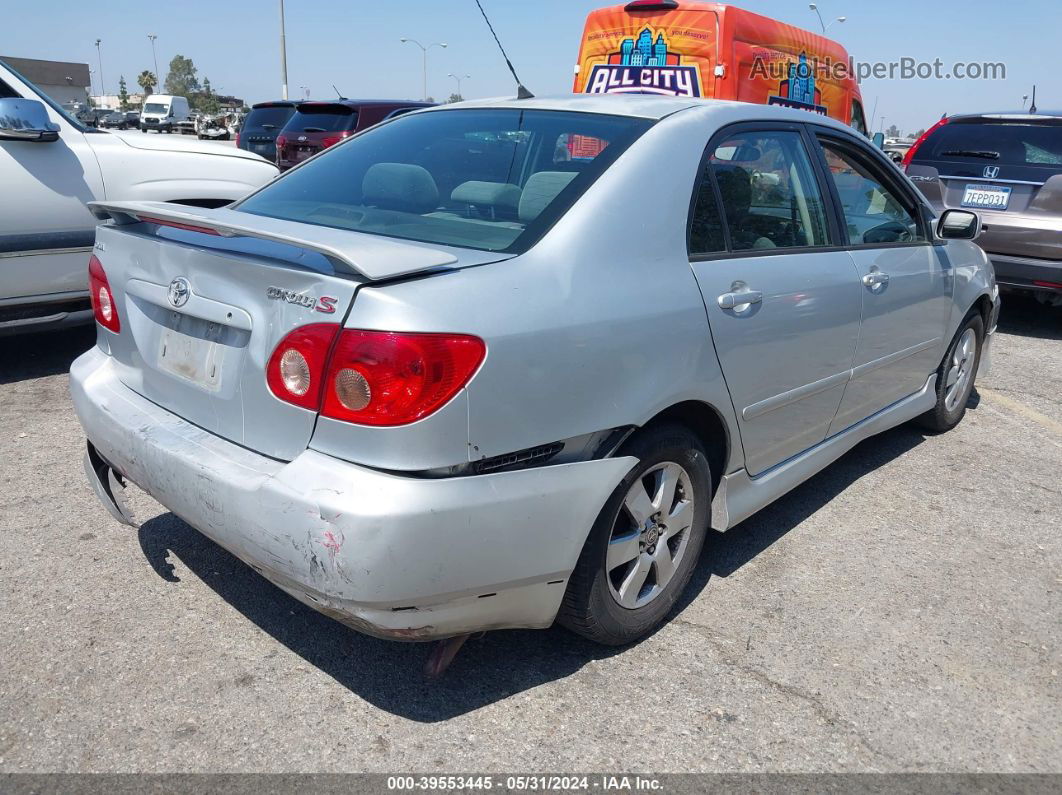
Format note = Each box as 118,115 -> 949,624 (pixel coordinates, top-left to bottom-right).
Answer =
137,70 -> 157,96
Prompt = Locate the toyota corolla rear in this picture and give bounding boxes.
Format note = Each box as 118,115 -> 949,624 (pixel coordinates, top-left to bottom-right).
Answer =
70,103 -> 654,640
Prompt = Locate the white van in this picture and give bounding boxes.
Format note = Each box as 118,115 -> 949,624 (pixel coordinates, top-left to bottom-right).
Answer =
139,94 -> 190,133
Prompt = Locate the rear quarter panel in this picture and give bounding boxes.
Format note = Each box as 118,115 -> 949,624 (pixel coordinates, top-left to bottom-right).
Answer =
341,106 -> 745,472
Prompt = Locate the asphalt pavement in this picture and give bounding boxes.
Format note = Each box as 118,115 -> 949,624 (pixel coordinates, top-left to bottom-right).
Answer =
0,295 -> 1059,773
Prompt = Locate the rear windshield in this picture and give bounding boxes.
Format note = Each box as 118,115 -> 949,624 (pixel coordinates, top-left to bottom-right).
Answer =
284,105 -> 356,133
245,105 -> 295,132
920,121 -> 1062,166
237,108 -> 651,254
143,103 -> 169,113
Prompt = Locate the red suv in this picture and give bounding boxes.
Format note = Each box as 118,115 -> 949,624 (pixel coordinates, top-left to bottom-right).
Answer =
275,100 -> 433,171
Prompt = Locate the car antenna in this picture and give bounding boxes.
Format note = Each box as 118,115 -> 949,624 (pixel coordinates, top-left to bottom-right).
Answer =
1029,85 -> 1037,114
473,0 -> 533,99
332,84 -> 346,100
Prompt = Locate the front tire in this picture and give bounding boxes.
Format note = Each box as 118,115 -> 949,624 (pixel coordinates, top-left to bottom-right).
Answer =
558,423 -> 711,645
916,311 -> 984,433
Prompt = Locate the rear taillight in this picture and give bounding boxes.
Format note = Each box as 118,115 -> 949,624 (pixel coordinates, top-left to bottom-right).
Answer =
88,255 -> 120,333
903,116 -> 949,170
267,326 -> 485,424
275,134 -> 288,157
266,324 -> 340,410
322,330 -> 485,426
321,131 -> 351,148
235,131 -> 241,147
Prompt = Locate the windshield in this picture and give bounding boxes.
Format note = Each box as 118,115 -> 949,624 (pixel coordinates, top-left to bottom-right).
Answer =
923,121 -> 1062,166
237,108 -> 651,253
284,105 -> 356,133
246,105 -> 295,132
144,102 -> 170,114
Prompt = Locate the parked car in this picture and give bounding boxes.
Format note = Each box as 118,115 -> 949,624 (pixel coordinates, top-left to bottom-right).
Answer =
275,99 -> 432,170
237,100 -> 297,163
140,94 -> 191,133
0,58 -> 279,334
72,95 -> 998,650
100,111 -> 134,130
905,110 -> 1062,305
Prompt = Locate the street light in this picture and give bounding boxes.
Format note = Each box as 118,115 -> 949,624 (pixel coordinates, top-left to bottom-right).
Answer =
147,34 -> 159,86
299,85 -> 310,100
94,39 -> 105,97
447,73 -> 470,98
808,4 -> 846,34
1022,94 -> 1029,110
400,38 -> 447,101
279,0 -> 289,100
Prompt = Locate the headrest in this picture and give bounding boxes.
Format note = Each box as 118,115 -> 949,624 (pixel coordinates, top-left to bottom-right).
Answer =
451,181 -> 522,214
362,163 -> 439,214
518,171 -> 578,224
713,165 -> 752,215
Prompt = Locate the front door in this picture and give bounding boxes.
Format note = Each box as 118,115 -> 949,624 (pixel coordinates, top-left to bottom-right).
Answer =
813,134 -> 952,433
688,126 -> 862,476
0,71 -> 105,301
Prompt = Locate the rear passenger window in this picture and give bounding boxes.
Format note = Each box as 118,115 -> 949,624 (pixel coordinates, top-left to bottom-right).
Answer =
710,131 -> 830,250
819,141 -> 926,245
689,166 -> 726,254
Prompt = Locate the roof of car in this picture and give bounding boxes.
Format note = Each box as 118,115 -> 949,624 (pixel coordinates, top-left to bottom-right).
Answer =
438,93 -> 705,119
295,99 -> 434,109
949,110 -> 1062,121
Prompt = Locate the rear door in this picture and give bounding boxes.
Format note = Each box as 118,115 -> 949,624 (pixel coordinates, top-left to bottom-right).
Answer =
812,131 -> 950,432
906,117 -> 1062,262
688,123 -> 862,476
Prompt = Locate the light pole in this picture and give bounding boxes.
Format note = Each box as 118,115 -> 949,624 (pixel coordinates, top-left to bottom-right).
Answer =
808,4 -> 845,34
447,73 -> 470,98
1022,94 -> 1029,110
299,85 -> 310,100
279,0 -> 289,100
94,39 -> 105,97
401,38 -> 447,101
147,34 -> 159,86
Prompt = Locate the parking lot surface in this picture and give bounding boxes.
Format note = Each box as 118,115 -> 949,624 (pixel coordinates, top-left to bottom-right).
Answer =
0,297 -> 1059,773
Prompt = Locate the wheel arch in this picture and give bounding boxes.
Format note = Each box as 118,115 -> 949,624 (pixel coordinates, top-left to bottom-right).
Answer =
640,400 -> 732,495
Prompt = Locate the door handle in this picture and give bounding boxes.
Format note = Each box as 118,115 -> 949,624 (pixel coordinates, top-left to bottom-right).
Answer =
717,289 -> 763,310
862,271 -> 890,287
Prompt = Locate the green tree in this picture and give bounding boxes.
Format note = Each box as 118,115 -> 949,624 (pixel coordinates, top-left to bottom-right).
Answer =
118,76 -> 130,111
447,92 -> 463,103
886,124 -> 901,138
163,55 -> 200,97
914,128 -> 926,139
137,70 -> 157,96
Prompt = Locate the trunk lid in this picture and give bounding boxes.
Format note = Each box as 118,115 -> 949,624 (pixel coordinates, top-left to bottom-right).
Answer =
89,201 -> 507,461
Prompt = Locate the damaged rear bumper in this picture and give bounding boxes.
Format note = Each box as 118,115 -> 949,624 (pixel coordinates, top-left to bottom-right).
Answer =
70,347 -> 634,640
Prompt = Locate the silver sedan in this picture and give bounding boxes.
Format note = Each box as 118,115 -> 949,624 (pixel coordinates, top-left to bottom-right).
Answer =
71,94 -> 999,649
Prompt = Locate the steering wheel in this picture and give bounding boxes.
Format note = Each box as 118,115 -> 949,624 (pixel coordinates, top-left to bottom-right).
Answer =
863,220 -> 913,245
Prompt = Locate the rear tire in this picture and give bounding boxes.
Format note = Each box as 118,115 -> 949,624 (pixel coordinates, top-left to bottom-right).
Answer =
915,311 -> 984,433
558,423 -> 711,646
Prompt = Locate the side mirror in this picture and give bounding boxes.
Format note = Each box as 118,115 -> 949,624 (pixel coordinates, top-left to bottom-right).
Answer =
0,98 -> 60,142
938,209 -> 981,240
872,132 -> 885,149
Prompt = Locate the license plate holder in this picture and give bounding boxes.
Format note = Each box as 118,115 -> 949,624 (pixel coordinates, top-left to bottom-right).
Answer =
961,183 -> 1011,210
158,316 -> 225,390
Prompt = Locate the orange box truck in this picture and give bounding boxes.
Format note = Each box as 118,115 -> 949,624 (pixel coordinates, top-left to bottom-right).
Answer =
573,0 -> 869,134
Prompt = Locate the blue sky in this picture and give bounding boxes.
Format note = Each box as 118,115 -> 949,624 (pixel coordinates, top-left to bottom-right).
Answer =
4,0 -> 1058,134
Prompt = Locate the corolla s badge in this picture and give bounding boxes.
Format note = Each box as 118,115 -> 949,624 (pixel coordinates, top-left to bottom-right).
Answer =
168,277 -> 191,308
266,286 -> 337,314
983,166 -> 1000,179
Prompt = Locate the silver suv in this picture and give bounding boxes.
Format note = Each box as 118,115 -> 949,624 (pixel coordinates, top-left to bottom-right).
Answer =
71,96 -> 999,648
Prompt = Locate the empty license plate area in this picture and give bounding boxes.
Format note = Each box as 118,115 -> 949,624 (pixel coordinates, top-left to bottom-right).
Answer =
158,312 -> 227,391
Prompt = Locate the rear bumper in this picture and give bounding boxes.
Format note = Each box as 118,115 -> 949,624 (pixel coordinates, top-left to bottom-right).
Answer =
69,347 -> 633,640
988,253 -> 1062,293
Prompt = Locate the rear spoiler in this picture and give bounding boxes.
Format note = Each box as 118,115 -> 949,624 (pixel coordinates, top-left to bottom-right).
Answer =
87,200 -> 458,281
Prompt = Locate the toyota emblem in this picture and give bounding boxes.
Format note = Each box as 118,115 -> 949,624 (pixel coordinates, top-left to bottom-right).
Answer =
168,277 -> 190,308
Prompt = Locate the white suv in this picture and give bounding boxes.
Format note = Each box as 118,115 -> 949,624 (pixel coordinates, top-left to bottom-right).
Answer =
0,59 -> 278,334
